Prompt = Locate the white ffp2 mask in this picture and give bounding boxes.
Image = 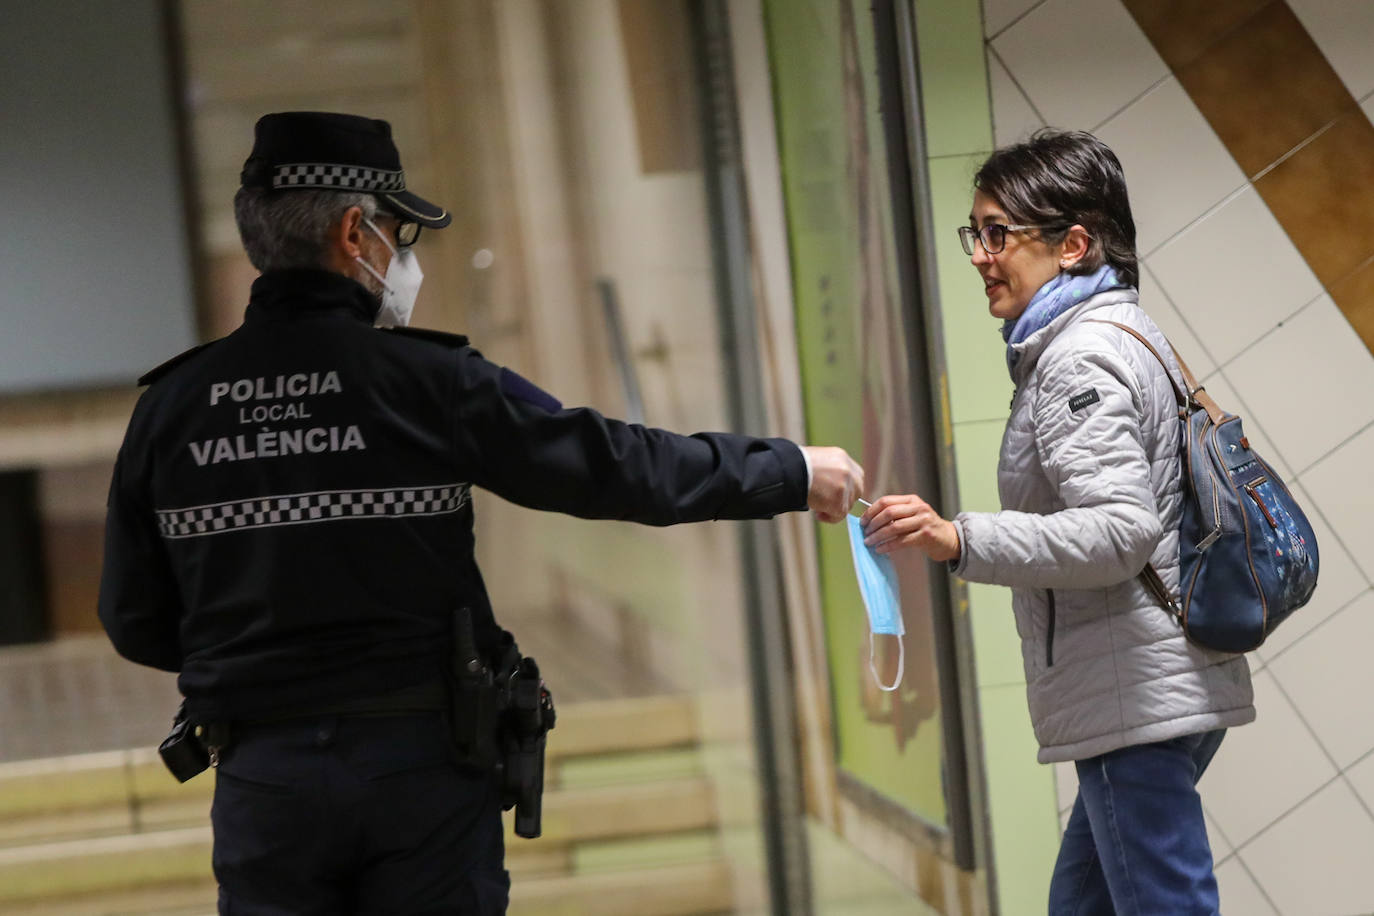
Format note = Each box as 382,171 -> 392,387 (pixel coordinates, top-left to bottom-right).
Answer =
356,218 -> 424,328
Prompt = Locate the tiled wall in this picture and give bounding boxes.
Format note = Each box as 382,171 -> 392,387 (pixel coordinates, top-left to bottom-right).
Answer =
985,1 -> 1374,913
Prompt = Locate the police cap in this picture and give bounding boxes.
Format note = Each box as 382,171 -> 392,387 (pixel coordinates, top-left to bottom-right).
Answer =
239,111 -> 451,229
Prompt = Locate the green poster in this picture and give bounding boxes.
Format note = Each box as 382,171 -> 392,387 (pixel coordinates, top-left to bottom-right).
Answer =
765,0 -> 948,827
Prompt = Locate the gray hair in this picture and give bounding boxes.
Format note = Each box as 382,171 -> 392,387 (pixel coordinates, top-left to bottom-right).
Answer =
233,187 -> 379,272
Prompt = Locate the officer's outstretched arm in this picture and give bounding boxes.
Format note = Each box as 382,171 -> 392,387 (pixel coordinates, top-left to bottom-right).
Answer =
454,352 -> 812,525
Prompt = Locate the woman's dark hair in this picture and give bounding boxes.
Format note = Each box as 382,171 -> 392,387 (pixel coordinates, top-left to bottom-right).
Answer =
974,129 -> 1139,288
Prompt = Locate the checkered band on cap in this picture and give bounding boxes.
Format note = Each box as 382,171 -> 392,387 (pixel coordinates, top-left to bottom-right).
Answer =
156,484 -> 470,539
271,163 -> 406,193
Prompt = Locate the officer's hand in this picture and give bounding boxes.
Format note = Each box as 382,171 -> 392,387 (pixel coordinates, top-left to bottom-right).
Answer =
802,446 -> 865,523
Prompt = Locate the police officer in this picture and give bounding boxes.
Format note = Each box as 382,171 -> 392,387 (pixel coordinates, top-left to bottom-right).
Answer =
98,111 -> 864,915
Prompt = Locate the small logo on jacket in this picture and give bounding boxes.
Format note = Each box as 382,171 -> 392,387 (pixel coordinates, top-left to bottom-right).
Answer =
1068,389 -> 1100,413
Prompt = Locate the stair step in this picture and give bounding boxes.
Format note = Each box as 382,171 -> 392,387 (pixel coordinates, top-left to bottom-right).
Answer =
0,796 -> 213,850
0,770 -> 717,854
568,829 -> 721,874
0,831 -> 734,913
0,777 -> 719,904
0,826 -> 213,904
547,694 -> 699,758
0,879 -> 219,916
0,749 -> 210,830
554,746 -> 702,790
1,856 -> 737,916
528,777 -> 716,845
510,859 -> 735,916
0,694 -> 700,825
0,694 -> 718,909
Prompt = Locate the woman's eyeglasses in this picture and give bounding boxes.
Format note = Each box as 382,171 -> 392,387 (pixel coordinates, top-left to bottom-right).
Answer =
957,223 -> 1067,255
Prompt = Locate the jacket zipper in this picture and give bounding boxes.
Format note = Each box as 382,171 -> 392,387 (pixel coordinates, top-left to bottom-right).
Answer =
1045,589 -> 1056,668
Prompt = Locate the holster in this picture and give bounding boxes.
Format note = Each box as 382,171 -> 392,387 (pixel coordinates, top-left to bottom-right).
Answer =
158,701 -> 209,782
449,606 -> 515,771
449,607 -> 556,838
502,656 -> 556,838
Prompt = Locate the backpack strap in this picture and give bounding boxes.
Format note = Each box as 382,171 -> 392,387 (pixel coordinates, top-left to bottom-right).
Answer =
1085,319 -> 1226,427
1085,319 -> 1195,620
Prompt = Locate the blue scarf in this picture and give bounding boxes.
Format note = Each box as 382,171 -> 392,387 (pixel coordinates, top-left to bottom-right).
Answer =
1003,264 -> 1128,376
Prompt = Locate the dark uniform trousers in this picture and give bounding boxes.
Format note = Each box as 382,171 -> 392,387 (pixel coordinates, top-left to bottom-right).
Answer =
212,713 -> 508,915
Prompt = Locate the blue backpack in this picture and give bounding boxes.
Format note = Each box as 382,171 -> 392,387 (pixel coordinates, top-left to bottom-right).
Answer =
1094,321 -> 1320,653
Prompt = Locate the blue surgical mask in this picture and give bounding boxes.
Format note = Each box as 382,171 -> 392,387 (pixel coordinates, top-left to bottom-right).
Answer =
847,515 -> 904,692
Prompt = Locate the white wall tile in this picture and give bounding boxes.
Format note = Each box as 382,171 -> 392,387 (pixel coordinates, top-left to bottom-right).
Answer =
1203,670 -> 1338,846
1204,809 -> 1234,862
1288,0 -> 1374,102
1215,859 -> 1279,916
1148,187 -> 1323,366
1301,423 -> 1374,584
1139,261 -> 1217,380
1345,752 -> 1374,814
1189,372 -> 1292,482
1267,592 -> 1374,769
982,0 -> 1043,39
1253,481 -> 1371,664
1241,779 -> 1374,916
1219,296 -> 1374,475
1054,760 -> 1077,813
987,50 -> 1043,148
991,0 -> 1167,132
1095,79 -> 1247,255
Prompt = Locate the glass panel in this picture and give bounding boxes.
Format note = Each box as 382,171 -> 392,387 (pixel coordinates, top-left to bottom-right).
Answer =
5,2 -> 775,912
475,3 -> 774,908
766,0 -> 951,829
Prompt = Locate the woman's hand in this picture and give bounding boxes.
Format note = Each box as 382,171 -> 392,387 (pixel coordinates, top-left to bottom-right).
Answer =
859,494 -> 960,563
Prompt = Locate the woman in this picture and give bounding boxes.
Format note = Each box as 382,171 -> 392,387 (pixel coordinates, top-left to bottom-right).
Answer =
861,130 -> 1253,914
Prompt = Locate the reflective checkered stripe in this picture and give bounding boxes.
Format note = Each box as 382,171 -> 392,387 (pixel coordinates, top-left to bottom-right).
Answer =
156,484 -> 470,539
271,163 -> 405,193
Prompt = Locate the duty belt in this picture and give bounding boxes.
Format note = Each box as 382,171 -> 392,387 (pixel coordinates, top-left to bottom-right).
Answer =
195,679 -> 449,766
237,679 -> 449,723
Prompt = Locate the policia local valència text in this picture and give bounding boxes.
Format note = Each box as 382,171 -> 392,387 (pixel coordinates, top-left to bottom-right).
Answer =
191,371 -> 365,467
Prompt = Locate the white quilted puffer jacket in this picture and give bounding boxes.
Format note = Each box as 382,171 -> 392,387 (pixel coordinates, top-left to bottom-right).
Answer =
951,288 -> 1254,763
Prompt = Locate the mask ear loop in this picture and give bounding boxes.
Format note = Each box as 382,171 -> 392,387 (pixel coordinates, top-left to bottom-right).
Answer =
363,217 -> 399,257
355,217 -> 398,293
868,632 -> 904,693
354,255 -> 392,293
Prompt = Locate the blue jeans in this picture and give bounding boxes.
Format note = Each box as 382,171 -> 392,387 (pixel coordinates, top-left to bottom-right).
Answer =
1048,729 -> 1226,915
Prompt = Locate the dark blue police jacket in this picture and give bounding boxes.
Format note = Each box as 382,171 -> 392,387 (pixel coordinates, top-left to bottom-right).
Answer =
97,269 -> 808,722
